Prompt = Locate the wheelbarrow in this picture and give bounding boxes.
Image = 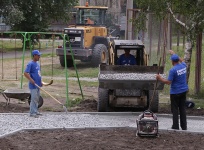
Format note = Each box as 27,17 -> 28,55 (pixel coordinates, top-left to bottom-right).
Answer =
0,88 -> 43,108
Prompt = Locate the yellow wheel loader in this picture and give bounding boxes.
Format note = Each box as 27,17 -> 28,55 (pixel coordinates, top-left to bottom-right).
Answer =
56,2 -> 114,67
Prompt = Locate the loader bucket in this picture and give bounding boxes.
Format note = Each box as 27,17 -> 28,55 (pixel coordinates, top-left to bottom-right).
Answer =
98,65 -> 166,90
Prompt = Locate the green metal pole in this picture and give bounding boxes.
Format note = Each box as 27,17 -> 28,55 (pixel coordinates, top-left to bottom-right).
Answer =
63,34 -> 69,108
28,33 -> 33,54
20,32 -> 27,89
67,36 -> 84,100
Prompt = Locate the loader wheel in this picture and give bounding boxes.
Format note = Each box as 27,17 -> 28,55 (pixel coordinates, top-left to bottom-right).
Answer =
59,56 -> 73,67
91,44 -> 108,67
148,90 -> 159,113
28,96 -> 44,108
97,88 -> 109,112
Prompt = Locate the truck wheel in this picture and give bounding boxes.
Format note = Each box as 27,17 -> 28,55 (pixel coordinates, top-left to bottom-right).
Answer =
148,90 -> 159,113
59,56 -> 73,67
28,96 -> 44,108
97,88 -> 109,112
91,44 -> 108,67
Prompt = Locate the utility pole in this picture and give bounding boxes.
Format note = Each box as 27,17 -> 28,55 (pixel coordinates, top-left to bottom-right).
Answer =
126,0 -> 133,40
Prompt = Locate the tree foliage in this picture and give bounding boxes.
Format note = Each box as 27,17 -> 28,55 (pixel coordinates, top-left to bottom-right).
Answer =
0,0 -> 78,31
134,0 -> 204,85
134,0 -> 204,42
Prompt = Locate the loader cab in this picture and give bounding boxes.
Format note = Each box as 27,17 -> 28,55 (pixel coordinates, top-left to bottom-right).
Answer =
75,3 -> 108,26
112,40 -> 145,65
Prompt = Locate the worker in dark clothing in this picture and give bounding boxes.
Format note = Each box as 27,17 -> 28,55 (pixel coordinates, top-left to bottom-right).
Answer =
117,49 -> 136,65
156,50 -> 188,130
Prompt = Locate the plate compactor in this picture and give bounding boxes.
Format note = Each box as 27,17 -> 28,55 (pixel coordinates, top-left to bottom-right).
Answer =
136,110 -> 158,137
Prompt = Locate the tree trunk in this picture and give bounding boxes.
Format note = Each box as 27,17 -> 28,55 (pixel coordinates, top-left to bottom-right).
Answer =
183,40 -> 193,84
195,33 -> 202,94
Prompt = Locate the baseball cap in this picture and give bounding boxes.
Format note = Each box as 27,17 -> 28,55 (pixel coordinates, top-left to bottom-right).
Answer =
171,54 -> 179,61
32,50 -> 41,56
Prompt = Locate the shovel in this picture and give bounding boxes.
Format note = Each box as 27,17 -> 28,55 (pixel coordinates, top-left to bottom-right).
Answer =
35,84 -> 68,113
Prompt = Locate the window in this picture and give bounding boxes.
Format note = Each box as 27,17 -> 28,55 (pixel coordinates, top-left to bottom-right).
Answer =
76,8 -> 107,25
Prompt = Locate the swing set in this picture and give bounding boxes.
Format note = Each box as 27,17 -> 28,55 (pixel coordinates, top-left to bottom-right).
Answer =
0,31 -> 83,109
1,33 -> 19,81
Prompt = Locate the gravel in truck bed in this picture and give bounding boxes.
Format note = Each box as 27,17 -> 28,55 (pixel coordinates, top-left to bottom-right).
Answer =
99,73 -> 166,80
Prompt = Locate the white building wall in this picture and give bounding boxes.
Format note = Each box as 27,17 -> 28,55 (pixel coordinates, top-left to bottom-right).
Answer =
0,15 -> 10,31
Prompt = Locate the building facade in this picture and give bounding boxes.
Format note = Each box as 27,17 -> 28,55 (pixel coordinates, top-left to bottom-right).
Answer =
0,15 -> 10,31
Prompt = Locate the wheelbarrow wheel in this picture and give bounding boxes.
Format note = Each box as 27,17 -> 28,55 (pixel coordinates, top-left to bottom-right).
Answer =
28,96 -> 44,108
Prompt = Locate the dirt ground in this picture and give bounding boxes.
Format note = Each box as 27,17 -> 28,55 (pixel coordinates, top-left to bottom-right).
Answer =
1,94 -> 204,150
1,127 -> 204,150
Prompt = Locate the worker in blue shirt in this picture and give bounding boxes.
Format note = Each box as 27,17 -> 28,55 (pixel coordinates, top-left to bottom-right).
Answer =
24,50 -> 43,118
156,50 -> 188,130
117,49 -> 136,65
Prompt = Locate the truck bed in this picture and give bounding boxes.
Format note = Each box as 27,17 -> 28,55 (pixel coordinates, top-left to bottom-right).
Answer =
98,65 -> 166,90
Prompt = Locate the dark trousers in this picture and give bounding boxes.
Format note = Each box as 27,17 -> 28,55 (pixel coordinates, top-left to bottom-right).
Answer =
170,92 -> 187,130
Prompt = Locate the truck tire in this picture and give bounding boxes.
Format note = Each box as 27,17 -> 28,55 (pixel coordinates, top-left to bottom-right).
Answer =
97,88 -> 109,112
91,44 -> 108,67
59,56 -> 73,67
148,90 -> 159,113
28,96 -> 44,108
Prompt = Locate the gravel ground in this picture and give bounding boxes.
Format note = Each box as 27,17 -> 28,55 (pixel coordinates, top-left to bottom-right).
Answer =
0,112 -> 204,138
0,113 -> 135,137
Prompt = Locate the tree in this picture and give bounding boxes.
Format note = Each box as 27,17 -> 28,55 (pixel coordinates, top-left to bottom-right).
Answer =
0,0 -> 78,31
134,0 -> 204,83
